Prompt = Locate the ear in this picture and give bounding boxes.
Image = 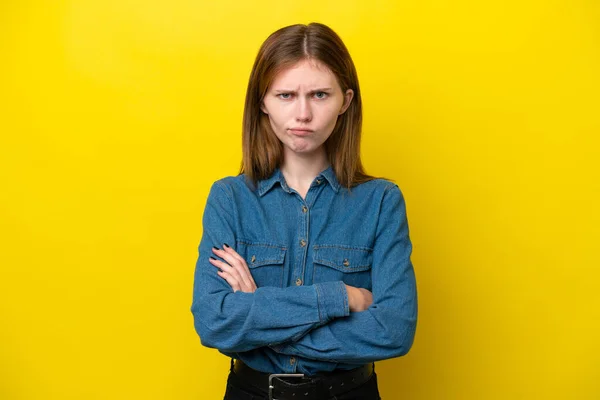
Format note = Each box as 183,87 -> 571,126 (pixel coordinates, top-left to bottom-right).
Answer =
260,102 -> 269,115
339,89 -> 354,115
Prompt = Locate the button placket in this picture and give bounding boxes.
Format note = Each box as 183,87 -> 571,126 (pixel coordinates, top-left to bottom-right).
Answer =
292,201 -> 309,290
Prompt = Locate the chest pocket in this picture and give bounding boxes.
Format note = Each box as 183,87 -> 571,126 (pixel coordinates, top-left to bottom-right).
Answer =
313,245 -> 373,290
236,241 -> 287,288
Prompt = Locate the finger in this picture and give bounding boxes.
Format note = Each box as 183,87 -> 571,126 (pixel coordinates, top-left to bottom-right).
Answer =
212,246 -> 241,266
209,257 -> 239,277
222,244 -> 257,288
212,247 -> 254,289
211,252 -> 249,289
217,270 -> 239,289
222,243 -> 246,264
209,257 -> 252,292
223,243 -> 256,291
217,270 -> 240,292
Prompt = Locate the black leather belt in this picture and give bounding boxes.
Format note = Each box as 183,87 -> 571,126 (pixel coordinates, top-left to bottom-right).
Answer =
232,359 -> 374,399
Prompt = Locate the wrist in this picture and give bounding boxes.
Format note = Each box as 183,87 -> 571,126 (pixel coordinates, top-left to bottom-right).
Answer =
345,284 -> 356,311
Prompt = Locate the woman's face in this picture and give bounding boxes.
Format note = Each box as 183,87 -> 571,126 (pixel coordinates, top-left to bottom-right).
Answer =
261,59 -> 353,157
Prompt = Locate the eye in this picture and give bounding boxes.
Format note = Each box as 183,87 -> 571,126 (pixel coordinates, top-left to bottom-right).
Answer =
277,93 -> 293,100
314,91 -> 328,99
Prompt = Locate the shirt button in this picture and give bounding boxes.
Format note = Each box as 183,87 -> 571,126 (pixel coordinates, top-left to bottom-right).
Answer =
295,278 -> 303,286
316,179 -> 322,185
300,239 -> 306,247
301,205 -> 308,213
290,357 -> 296,365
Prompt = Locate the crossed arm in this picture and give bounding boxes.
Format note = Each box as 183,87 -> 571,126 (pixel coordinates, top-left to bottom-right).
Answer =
209,244 -> 374,312
191,182 -> 417,362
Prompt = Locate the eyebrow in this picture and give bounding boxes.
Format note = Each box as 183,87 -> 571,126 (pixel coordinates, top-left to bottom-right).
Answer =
273,88 -> 333,93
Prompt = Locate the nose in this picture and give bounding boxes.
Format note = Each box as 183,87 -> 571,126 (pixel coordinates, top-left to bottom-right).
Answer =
295,97 -> 312,122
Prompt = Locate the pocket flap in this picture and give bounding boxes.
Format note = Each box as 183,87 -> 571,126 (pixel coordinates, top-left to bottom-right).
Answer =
237,241 -> 286,269
313,245 -> 373,272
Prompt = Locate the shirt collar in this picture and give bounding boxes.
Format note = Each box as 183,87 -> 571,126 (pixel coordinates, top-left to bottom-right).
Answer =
256,165 -> 340,197
318,165 -> 340,193
256,168 -> 287,196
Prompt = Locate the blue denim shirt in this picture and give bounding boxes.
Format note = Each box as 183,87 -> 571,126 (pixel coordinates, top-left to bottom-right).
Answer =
191,166 -> 417,375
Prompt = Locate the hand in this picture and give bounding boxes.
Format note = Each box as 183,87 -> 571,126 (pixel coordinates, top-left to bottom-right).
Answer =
345,285 -> 373,312
209,244 -> 257,293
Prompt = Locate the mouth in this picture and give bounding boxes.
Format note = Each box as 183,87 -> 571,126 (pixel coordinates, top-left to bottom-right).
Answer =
288,128 -> 314,136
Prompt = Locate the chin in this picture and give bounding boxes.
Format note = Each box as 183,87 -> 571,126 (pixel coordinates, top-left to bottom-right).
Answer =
281,135 -> 327,156
289,145 -> 323,156
283,139 -> 312,152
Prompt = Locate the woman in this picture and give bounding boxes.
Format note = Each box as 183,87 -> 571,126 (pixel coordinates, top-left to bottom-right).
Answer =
191,22 -> 417,400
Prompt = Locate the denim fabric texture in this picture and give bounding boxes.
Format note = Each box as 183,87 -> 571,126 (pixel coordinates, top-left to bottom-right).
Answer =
191,166 -> 417,375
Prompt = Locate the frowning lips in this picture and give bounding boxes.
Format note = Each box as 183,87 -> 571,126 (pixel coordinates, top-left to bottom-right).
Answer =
288,127 -> 314,134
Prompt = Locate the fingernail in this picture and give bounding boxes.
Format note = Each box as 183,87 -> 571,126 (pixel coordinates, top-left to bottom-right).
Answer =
210,256 -> 217,260
223,243 -> 230,248
212,246 -> 220,251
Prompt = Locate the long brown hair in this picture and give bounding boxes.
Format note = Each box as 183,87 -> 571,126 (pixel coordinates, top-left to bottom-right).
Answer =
240,22 -> 375,189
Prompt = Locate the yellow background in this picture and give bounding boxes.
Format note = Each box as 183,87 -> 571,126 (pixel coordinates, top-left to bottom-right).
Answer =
1,0 -> 599,399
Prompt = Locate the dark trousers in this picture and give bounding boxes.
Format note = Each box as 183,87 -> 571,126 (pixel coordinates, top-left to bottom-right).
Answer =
223,363 -> 382,400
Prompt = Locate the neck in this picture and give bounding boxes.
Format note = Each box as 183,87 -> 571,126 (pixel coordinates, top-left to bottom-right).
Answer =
280,148 -> 329,196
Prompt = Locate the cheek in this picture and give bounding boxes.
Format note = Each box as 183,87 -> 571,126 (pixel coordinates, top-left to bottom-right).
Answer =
268,113 -> 286,132
265,106 -> 289,128
318,106 -> 342,128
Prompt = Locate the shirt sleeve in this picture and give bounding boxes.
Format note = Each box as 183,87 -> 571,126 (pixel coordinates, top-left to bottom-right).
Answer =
270,184 -> 418,364
190,181 -> 350,353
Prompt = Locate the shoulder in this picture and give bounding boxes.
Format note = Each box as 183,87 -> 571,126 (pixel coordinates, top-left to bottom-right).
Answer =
351,178 -> 404,198
349,178 -> 408,217
208,174 -> 255,200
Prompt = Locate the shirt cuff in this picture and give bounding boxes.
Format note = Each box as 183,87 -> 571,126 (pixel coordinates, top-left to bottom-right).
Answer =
314,281 -> 350,322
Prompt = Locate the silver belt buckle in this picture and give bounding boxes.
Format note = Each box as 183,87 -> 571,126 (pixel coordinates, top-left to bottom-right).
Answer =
268,373 -> 305,400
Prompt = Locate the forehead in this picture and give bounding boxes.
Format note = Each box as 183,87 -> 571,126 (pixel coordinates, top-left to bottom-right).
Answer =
270,59 -> 339,89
